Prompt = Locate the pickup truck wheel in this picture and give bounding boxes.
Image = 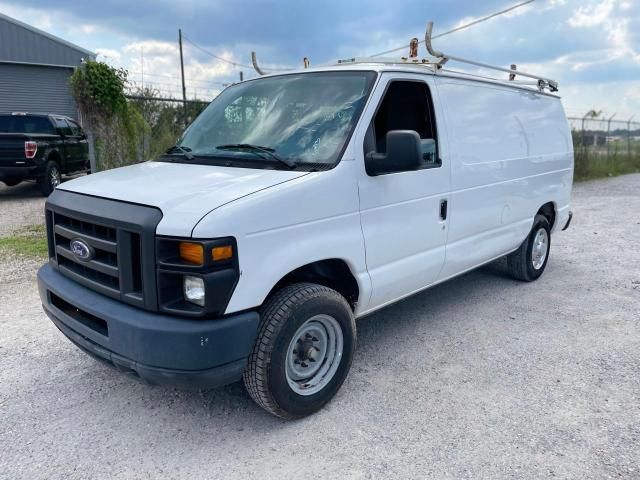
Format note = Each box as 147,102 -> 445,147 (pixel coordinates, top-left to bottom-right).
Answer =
38,161 -> 61,196
243,283 -> 356,419
507,214 -> 551,282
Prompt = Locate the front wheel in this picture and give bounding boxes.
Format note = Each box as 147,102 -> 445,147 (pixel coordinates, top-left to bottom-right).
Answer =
507,214 -> 551,281
243,283 -> 356,419
38,161 -> 61,196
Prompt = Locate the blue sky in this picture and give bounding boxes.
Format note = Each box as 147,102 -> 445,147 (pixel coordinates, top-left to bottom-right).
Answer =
1,0 -> 638,119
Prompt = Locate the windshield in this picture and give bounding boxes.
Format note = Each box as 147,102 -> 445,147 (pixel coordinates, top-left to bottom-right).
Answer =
169,71 -> 376,170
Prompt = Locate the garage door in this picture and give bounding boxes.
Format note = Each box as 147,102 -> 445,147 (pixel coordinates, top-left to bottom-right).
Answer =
0,63 -> 78,119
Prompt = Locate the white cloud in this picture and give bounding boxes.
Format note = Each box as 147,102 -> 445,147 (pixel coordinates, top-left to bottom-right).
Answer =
0,2 -> 52,30
80,24 -> 98,34
95,48 -> 122,62
568,0 -> 616,27
567,0 -> 640,64
562,80 -> 640,119
96,40 -> 243,99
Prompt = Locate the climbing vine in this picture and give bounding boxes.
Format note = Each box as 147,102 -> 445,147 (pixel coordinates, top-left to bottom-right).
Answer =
70,60 -> 147,171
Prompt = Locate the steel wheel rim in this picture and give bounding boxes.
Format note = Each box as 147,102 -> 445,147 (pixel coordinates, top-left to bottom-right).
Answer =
285,314 -> 344,396
50,167 -> 61,188
531,227 -> 549,270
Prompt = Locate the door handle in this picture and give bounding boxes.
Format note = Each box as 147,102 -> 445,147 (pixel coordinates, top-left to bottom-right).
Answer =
439,199 -> 448,221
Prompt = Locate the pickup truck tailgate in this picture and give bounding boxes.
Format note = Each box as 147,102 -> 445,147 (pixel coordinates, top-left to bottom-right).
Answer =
0,134 -> 26,164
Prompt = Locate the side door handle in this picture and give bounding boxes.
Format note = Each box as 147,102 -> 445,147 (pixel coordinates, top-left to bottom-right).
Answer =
439,199 -> 448,221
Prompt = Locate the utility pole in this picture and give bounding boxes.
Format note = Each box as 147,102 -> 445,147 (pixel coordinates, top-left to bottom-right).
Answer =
606,113 -> 616,156
239,71 -> 244,82
627,115 -> 635,156
178,28 -> 187,126
140,46 -> 144,91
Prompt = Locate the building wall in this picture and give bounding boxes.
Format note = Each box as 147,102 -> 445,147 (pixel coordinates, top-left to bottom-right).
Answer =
0,63 -> 77,118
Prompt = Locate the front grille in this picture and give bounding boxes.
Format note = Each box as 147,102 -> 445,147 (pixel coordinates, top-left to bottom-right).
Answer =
45,190 -> 163,311
49,210 -> 145,308
53,212 -> 121,292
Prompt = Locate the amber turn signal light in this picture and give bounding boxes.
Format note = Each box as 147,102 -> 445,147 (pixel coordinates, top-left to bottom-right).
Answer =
212,245 -> 233,262
179,242 -> 204,265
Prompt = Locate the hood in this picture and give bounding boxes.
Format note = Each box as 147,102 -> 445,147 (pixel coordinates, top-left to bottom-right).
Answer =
59,161 -> 309,237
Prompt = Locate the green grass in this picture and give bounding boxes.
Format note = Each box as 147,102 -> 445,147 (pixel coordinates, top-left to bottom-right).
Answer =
574,149 -> 640,182
0,224 -> 48,259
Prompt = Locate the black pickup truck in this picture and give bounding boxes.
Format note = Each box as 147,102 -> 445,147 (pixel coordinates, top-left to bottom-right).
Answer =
0,113 -> 89,196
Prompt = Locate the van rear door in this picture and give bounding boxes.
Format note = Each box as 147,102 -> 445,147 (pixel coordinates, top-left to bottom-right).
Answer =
357,73 -> 451,310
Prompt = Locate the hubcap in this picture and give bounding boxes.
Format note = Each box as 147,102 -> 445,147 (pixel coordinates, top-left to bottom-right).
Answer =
50,168 -> 61,188
531,227 -> 549,270
285,314 -> 344,396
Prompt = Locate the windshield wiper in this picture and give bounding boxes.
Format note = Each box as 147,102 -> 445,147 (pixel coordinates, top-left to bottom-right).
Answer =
165,144 -> 194,160
216,144 -> 296,169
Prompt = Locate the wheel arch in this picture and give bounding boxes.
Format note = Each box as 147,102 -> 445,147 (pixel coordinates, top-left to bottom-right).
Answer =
46,149 -> 62,165
265,258 -> 361,311
537,201 -> 556,230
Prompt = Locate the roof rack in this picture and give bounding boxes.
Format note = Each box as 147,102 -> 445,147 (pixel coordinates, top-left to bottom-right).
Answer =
337,21 -> 559,94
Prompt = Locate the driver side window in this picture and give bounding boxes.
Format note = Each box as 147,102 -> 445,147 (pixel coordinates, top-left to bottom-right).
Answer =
365,80 -> 439,168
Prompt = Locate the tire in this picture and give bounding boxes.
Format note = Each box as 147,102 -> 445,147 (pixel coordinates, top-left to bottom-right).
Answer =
38,160 -> 61,196
2,178 -> 21,187
243,283 -> 356,419
507,214 -> 551,282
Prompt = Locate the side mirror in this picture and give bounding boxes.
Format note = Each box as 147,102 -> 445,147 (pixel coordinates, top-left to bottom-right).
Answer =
366,130 -> 424,176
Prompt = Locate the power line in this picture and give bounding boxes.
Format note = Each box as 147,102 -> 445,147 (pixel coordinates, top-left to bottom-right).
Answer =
183,32 -> 293,72
369,0 -> 536,57
181,33 -> 254,69
127,70 -> 229,86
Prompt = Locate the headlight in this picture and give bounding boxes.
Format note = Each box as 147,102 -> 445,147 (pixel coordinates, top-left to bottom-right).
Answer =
183,275 -> 205,306
157,236 -> 239,317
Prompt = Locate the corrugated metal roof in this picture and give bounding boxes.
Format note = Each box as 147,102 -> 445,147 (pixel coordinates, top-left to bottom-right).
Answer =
0,11 -> 95,67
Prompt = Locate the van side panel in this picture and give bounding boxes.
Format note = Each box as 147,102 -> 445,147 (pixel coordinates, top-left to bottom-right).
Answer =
436,79 -> 573,279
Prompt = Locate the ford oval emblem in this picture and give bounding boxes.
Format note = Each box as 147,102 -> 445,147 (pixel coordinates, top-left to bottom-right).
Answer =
70,238 -> 94,262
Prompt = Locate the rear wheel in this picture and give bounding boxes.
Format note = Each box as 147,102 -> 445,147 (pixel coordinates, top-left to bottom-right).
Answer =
2,178 -> 20,187
243,283 -> 356,419
507,214 -> 551,281
38,160 -> 61,196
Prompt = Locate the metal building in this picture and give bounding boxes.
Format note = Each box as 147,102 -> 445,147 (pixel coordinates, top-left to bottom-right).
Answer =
0,12 -> 95,119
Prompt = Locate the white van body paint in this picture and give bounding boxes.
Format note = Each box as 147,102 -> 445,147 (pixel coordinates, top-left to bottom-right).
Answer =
58,64 -> 573,317
62,161 -> 309,237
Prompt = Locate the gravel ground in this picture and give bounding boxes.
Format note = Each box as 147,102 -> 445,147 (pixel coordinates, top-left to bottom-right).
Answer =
0,175 -> 83,235
0,182 -> 45,236
1,174 -> 639,479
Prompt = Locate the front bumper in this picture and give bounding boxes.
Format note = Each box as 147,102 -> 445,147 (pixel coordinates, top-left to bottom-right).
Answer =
0,164 -> 40,181
38,263 -> 259,389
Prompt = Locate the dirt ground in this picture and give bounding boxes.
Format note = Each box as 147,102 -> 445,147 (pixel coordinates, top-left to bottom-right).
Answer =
1,174 -> 639,479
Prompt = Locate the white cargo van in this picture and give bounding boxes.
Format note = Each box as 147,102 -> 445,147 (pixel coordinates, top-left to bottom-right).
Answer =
38,58 -> 573,418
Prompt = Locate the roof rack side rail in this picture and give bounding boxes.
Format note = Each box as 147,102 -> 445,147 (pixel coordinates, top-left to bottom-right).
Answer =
424,22 -> 558,93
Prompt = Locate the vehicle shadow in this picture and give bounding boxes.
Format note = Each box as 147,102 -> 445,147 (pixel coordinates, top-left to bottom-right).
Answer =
187,259 -> 516,423
0,175 -> 85,199
0,180 -> 42,198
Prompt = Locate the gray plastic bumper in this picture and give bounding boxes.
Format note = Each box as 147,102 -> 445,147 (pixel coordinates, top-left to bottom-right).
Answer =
38,263 -> 259,389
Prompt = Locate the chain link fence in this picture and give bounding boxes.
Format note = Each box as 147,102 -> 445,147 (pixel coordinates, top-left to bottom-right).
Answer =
125,91 -> 208,162
568,117 -> 640,180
